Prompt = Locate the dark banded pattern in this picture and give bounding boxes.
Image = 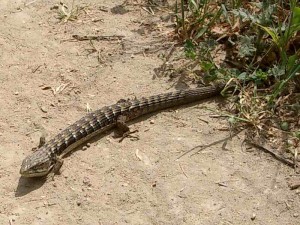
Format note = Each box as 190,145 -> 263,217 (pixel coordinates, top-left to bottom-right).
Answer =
20,83 -> 225,177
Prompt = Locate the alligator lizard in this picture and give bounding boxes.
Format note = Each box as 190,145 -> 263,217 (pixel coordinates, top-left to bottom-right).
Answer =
20,83 -> 225,177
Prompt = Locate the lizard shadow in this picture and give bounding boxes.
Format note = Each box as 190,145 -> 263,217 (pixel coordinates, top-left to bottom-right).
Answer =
15,176 -> 47,197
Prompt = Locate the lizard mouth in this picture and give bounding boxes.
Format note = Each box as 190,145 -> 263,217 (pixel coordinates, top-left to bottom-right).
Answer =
20,170 -> 50,177
20,163 -> 54,177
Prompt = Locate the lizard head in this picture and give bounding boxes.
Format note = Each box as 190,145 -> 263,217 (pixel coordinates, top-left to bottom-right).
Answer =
20,149 -> 54,177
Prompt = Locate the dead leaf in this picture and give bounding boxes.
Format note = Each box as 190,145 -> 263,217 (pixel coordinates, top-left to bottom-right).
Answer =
135,149 -> 152,166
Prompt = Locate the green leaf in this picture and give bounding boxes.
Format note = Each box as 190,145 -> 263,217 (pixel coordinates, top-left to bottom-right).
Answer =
232,8 -> 259,23
280,121 -> 289,131
294,131 -> 300,139
189,0 -> 198,10
237,35 -> 256,58
200,61 -> 214,72
184,40 -> 196,59
268,65 -> 285,78
195,26 -> 208,39
238,72 -> 247,81
256,24 -> 279,46
290,7 -> 300,34
291,7 -> 300,26
228,116 -> 236,125
251,69 -> 268,82
287,55 -> 298,71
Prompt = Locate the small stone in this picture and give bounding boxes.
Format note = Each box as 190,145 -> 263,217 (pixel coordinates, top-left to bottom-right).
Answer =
251,213 -> 256,220
152,182 -> 157,188
160,15 -> 171,22
76,201 -> 81,206
121,183 -> 128,187
86,143 -> 91,148
293,213 -> 299,218
40,106 -> 47,113
14,92 -> 19,95
150,120 -> 155,124
50,5 -> 59,10
83,177 -> 92,187
82,146 -> 88,151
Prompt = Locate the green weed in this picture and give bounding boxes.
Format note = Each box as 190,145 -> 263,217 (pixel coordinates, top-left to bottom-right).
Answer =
57,1 -> 84,22
172,0 -> 300,156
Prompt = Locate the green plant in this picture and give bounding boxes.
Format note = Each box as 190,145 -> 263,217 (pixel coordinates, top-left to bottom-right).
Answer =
57,1 -> 83,22
175,0 -> 222,41
257,0 -> 300,102
171,0 -> 300,155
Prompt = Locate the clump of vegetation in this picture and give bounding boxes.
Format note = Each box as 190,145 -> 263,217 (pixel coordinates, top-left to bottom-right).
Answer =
173,0 -> 300,164
55,1 -> 85,22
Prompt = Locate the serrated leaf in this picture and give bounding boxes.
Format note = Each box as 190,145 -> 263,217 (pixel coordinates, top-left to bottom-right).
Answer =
237,35 -> 256,58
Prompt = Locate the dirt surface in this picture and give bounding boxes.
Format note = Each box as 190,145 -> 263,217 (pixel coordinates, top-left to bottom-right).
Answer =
0,0 -> 299,224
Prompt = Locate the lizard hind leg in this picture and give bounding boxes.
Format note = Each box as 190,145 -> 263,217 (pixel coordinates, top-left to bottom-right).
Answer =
114,115 -> 139,142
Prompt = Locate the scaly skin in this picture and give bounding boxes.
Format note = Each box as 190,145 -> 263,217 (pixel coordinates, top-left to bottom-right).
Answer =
20,83 -> 225,177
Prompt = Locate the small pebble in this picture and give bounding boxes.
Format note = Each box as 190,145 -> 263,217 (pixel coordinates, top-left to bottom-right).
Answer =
82,146 -> 88,151
76,201 -> 81,206
150,120 -> 155,124
152,182 -> 157,188
121,183 -> 128,187
293,213 -> 299,218
40,106 -> 47,113
160,14 -> 171,22
251,213 -> 256,220
86,143 -> 91,148
50,5 -> 59,10
83,177 -> 92,187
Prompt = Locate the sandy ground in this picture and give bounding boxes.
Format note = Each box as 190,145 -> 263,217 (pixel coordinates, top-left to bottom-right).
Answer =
0,0 -> 299,224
